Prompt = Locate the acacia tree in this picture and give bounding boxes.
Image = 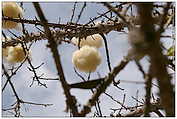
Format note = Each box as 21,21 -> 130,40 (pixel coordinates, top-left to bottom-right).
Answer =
2,2 -> 175,117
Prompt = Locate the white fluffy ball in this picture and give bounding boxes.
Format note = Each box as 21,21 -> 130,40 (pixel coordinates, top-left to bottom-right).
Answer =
6,45 -> 27,63
2,2 -> 23,29
72,45 -> 102,72
71,34 -> 103,48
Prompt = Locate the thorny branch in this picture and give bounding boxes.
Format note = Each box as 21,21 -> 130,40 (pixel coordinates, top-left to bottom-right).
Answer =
2,7 -> 172,48
33,2 -> 79,116
2,19 -> 125,48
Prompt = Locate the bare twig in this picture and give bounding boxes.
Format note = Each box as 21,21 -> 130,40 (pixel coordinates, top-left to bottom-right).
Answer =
70,2 -> 77,23
20,100 -> 53,107
100,33 -> 112,72
102,2 -> 132,29
2,64 -> 20,101
104,92 -> 127,110
118,101 -> 163,117
131,96 -> 144,105
86,10 -> 111,24
76,2 -> 86,23
135,61 -> 146,78
118,94 -> 126,114
3,63 -> 52,117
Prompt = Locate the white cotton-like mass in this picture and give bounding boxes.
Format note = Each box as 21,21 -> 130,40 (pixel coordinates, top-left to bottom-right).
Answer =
72,45 -> 102,73
6,45 -> 27,63
2,2 -> 23,29
71,34 -> 103,48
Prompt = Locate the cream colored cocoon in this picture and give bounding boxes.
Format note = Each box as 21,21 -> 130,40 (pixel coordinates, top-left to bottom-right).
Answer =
71,34 -> 103,48
72,45 -> 101,73
2,2 -> 23,29
6,45 -> 26,63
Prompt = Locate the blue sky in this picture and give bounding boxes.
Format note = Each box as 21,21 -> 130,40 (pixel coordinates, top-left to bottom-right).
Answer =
2,2 -> 174,117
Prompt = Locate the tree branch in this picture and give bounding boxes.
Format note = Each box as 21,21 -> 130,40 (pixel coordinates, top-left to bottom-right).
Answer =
33,2 -> 79,116
137,3 -> 175,116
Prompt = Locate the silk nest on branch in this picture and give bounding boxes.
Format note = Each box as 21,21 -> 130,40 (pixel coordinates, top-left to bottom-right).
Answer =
72,45 -> 101,73
2,2 -> 23,29
71,34 -> 103,49
2,37 -> 30,63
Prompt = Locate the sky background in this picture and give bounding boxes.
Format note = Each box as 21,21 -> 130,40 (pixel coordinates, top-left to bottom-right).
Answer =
2,2 -> 174,117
